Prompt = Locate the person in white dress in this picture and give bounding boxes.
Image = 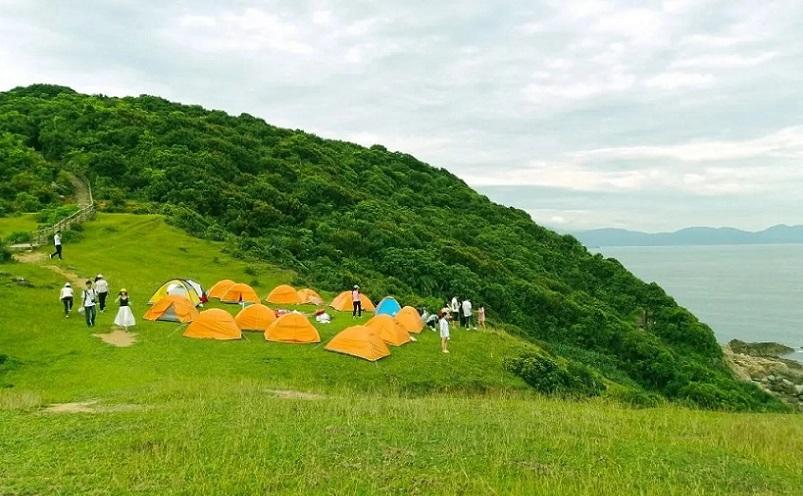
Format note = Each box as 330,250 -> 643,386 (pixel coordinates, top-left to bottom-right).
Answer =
113,289 -> 136,331
439,312 -> 450,354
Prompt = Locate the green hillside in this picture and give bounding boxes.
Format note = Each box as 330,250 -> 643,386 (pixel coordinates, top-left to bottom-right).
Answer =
1,214 -> 801,495
0,83 -> 781,410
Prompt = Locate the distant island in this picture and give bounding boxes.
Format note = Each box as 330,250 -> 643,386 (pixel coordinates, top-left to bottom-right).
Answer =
574,225 -> 803,247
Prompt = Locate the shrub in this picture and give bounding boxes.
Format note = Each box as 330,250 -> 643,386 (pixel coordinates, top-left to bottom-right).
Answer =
504,351 -> 605,398
611,388 -> 663,409
0,245 -> 13,263
5,231 -> 31,244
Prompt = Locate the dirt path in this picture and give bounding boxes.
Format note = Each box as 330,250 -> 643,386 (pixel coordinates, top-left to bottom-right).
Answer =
42,400 -> 142,414
67,173 -> 92,207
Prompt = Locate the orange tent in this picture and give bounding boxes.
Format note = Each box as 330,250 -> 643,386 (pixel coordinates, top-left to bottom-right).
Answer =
325,325 -> 390,362
265,284 -> 300,305
183,309 -> 242,340
296,288 -> 324,305
220,283 -> 260,304
143,295 -> 200,323
235,304 -> 276,331
329,291 -> 376,312
365,314 -> 413,346
265,312 -> 320,344
208,279 -> 236,299
395,306 -> 424,334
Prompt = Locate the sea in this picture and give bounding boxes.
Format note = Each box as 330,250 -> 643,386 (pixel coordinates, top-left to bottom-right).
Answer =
594,244 -> 803,363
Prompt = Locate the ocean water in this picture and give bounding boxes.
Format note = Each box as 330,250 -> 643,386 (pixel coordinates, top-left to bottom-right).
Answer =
596,244 -> 803,362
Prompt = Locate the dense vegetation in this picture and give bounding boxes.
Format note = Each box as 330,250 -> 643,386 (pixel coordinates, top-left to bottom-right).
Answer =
0,84 -> 781,410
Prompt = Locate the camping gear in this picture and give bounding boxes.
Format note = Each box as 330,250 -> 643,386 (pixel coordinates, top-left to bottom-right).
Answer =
297,288 -> 324,305
143,295 -> 200,323
365,314 -> 413,346
183,309 -> 242,340
148,279 -> 206,306
208,279 -> 236,299
266,284 -> 301,305
395,306 -> 424,334
375,296 -> 402,317
325,325 -> 390,362
220,283 -> 260,304
264,312 -> 320,344
329,291 -> 375,312
234,304 -> 276,331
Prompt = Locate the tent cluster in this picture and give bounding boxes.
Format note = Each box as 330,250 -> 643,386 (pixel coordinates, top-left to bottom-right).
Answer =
145,279 -> 424,361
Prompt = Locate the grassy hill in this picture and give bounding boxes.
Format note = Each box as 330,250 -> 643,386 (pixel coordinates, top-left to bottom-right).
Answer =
1,214 -> 801,495
0,84 -> 783,410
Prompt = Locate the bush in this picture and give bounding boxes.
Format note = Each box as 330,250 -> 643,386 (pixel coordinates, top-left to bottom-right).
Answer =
504,351 -> 605,398
0,245 -> 13,263
610,388 -> 663,409
4,231 -> 31,244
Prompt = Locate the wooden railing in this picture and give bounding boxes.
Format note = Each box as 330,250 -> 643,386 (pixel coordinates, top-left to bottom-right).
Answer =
30,178 -> 95,247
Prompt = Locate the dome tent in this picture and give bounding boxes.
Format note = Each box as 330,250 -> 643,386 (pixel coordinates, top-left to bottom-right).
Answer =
266,284 -> 301,305
220,283 -> 260,304
183,309 -> 242,340
235,304 -> 276,331
297,288 -> 324,305
143,295 -> 200,323
375,296 -> 402,317
148,278 -> 206,306
264,312 -> 320,344
329,291 -> 375,312
208,279 -> 236,299
365,314 -> 413,346
395,306 -> 424,334
325,325 -> 390,362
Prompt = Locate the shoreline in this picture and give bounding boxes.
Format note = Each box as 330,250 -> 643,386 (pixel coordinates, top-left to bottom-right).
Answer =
723,342 -> 803,411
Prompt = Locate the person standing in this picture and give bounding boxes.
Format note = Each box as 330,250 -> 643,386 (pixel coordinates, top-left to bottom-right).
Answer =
351,285 -> 362,318
439,312 -> 450,353
113,289 -> 136,331
59,283 -> 74,318
462,298 -> 474,329
477,306 -> 486,329
95,274 -> 109,312
80,280 -> 98,328
49,231 -> 63,260
450,296 -> 460,328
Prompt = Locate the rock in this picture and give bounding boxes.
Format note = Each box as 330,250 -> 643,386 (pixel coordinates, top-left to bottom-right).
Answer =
11,276 -> 33,287
729,339 -> 795,357
767,375 -> 776,382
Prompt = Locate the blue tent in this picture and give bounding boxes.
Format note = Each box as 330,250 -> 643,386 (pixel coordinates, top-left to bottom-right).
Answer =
375,296 -> 402,316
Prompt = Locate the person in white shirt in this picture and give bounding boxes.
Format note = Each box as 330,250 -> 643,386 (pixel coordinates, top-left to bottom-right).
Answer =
94,274 -> 109,312
439,312 -> 450,353
81,280 -> 98,328
461,299 -> 474,329
59,283 -> 74,317
450,296 -> 460,327
49,231 -> 63,260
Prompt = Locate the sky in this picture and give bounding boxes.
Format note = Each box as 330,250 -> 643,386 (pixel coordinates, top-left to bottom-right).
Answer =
1,0 -> 802,232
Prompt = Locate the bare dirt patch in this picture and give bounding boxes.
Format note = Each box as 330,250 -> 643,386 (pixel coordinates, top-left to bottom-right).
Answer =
12,251 -> 47,264
264,389 -> 326,400
93,330 -> 137,348
42,399 -> 142,414
43,264 -> 85,286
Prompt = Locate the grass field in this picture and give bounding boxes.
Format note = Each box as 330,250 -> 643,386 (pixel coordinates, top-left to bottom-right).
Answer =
1,214 -> 802,495
0,213 -> 38,240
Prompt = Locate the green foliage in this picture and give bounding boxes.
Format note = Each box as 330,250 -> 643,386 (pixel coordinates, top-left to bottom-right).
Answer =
4,231 -> 31,244
503,350 -> 605,398
610,388 -> 664,409
0,245 -> 12,263
35,204 -> 79,225
0,85 -> 776,410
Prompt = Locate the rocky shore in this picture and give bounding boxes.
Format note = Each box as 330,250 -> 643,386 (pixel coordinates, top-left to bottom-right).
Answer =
724,340 -> 803,411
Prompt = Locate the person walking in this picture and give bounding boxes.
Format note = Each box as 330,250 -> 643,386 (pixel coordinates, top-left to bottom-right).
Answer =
59,283 -> 74,318
439,311 -> 450,353
95,274 -> 109,312
49,231 -> 63,260
113,289 -> 136,331
462,298 -> 474,329
477,306 -> 486,329
80,280 -> 98,328
450,296 -> 460,328
351,285 -> 362,318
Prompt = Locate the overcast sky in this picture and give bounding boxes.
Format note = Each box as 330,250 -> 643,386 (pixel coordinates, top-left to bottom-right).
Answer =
2,0 -> 802,231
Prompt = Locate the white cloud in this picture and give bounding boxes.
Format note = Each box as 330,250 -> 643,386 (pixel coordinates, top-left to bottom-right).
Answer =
671,52 -> 777,69
642,72 -> 715,90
